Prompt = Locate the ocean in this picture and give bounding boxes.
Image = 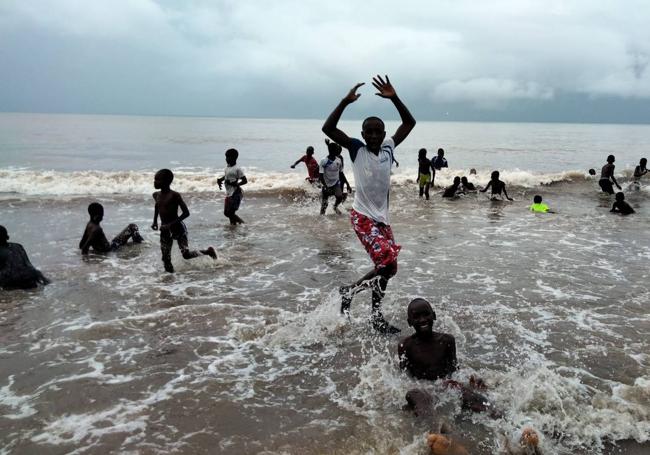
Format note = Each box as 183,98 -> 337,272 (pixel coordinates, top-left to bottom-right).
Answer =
0,113 -> 649,454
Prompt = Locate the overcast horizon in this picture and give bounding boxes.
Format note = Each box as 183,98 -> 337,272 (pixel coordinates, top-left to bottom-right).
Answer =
2,1 -> 650,124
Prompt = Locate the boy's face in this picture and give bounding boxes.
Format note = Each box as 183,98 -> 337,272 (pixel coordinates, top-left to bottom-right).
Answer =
361,118 -> 386,151
226,154 -> 237,166
154,172 -> 163,189
407,300 -> 435,335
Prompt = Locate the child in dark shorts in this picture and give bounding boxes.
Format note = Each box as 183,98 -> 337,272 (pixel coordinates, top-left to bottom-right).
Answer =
152,169 -> 216,273
599,155 -> 621,194
218,148 -> 248,225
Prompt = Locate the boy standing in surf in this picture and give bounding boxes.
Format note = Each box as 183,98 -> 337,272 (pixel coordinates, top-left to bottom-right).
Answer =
599,155 -> 621,195
217,148 -> 248,225
480,171 -> 513,201
291,146 -> 319,184
322,75 -> 416,334
152,169 -> 216,273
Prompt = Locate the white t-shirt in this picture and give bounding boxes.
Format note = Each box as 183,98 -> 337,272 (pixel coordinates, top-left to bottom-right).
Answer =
223,164 -> 245,197
319,156 -> 343,188
347,138 -> 395,224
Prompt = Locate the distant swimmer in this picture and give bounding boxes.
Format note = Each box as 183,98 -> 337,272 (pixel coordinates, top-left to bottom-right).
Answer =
588,168 -> 596,176
529,195 -> 554,213
442,176 -> 461,198
431,148 -> 448,187
0,225 -> 50,289
469,168 -> 477,175
480,170 -> 513,201
152,169 -> 216,273
79,202 -> 144,254
217,148 -> 247,225
598,155 -> 621,195
610,192 -> 635,215
319,140 -> 344,215
460,176 -> 476,193
632,158 -> 647,187
322,75 -> 416,334
291,146 -> 319,184
417,148 -> 434,200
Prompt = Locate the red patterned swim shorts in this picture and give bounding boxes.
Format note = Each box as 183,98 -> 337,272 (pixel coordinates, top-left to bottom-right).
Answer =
350,209 -> 401,270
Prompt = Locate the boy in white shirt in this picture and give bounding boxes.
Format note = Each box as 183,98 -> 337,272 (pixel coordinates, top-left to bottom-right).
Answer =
217,148 -> 248,225
319,141 -> 344,214
322,75 -> 416,334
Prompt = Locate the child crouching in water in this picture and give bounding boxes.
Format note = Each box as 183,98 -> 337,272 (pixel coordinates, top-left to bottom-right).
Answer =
217,148 -> 247,225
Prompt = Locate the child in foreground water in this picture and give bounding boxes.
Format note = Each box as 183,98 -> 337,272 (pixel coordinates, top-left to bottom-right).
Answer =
480,170 -> 513,201
79,202 -> 144,254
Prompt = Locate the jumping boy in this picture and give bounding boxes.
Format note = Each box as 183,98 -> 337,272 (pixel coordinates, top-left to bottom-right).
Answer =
319,140 -> 345,214
79,202 -> 144,254
599,155 -> 621,195
322,75 -> 416,334
291,146 -> 319,184
480,171 -> 513,201
152,169 -> 216,273
610,192 -> 635,215
0,225 -> 50,289
217,148 -> 247,225
417,148 -> 434,199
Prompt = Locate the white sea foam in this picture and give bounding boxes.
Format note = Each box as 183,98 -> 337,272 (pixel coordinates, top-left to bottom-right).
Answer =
0,167 -> 601,196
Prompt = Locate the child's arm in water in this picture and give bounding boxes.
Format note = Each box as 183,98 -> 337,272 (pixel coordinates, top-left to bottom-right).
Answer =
480,181 -> 492,193
151,193 -> 159,230
610,202 -> 619,213
372,75 -> 416,147
502,183 -> 514,201
322,83 -> 364,149
611,166 -> 622,190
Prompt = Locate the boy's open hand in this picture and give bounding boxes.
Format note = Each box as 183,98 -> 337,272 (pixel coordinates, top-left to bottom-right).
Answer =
373,75 -> 396,98
343,83 -> 364,104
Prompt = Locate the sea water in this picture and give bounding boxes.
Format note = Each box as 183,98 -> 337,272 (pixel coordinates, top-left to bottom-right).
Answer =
0,113 -> 649,454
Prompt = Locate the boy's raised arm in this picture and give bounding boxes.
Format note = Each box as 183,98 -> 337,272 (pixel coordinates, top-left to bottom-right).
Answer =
322,83 -> 364,149
372,75 -> 416,147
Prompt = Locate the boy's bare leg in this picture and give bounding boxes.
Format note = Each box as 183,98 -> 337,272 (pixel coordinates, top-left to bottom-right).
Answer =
160,232 -> 174,273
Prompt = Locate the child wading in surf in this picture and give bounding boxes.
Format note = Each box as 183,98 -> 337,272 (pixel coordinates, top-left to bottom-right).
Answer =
480,171 -> 513,201
322,75 -> 416,334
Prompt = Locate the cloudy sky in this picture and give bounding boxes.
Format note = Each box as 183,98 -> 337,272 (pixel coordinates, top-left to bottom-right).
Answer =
1,0 -> 649,123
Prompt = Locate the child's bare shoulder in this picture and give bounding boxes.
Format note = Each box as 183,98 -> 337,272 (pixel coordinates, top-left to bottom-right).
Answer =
152,191 -> 160,201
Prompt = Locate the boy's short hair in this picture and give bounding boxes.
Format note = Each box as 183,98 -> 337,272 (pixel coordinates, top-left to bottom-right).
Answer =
616,192 -> 625,200
438,148 -> 444,154
157,169 -> 174,184
607,155 -> 615,162
88,202 -> 104,217
407,298 -> 436,320
225,148 -> 239,160
306,146 -> 314,155
326,141 -> 341,155
362,116 -> 385,131
533,195 -> 542,203
461,176 -> 468,182
0,225 -> 7,240
491,170 -> 499,179
588,168 -> 596,175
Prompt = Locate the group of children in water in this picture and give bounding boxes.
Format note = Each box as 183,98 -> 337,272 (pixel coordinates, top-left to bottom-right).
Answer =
1,75 -> 646,454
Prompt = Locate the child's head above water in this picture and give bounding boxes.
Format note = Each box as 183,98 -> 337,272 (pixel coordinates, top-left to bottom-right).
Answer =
154,169 -> 174,189
418,148 -> 427,159
407,298 -> 436,335
361,116 -> 386,151
225,148 -> 239,166
491,170 -> 500,180
641,158 -> 647,167
437,148 -> 444,157
588,168 -> 596,175
607,154 -> 616,163
306,146 -> 314,156
87,202 -> 104,222
326,140 -> 341,157
461,176 -> 468,184
453,176 -> 461,185
615,192 -> 625,202
533,195 -> 542,204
